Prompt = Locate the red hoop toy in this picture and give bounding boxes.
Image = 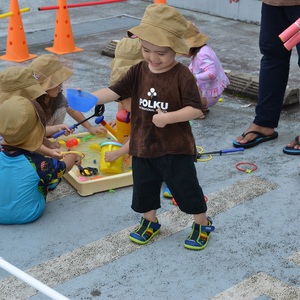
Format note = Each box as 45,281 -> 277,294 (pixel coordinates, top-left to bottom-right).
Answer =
235,162 -> 258,173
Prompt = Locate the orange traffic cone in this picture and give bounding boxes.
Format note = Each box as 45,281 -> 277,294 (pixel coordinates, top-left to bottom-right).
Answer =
46,0 -> 83,55
0,0 -> 37,62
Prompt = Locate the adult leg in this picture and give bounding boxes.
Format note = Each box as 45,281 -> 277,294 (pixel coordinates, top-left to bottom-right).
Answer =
255,4 -> 293,128
235,4 -> 300,146
285,6 -> 300,150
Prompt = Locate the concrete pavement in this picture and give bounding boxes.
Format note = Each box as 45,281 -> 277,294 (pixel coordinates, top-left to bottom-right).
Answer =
0,1 -> 299,299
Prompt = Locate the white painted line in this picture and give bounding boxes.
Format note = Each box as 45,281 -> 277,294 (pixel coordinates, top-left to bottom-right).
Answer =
211,272 -> 300,300
0,176 -> 277,299
288,252 -> 300,266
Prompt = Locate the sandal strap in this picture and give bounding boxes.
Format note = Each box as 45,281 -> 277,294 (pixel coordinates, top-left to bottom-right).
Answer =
295,136 -> 300,145
201,217 -> 215,233
187,222 -> 213,243
241,131 -> 263,138
201,225 -> 215,233
140,217 -> 161,231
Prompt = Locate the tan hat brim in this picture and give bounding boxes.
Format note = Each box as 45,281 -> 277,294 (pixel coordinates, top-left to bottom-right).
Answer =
185,34 -> 210,48
128,23 -> 189,55
184,21 -> 210,49
0,83 -> 46,104
40,65 -> 73,91
2,123 -> 45,152
1,103 -> 45,152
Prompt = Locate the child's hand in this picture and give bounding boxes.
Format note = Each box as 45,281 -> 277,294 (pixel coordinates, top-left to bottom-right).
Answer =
74,154 -> 82,166
152,108 -> 167,128
63,125 -> 75,136
49,149 -> 63,160
107,119 -> 117,129
105,150 -> 120,162
48,141 -> 61,149
89,126 -> 107,136
51,124 -> 73,136
54,124 -> 68,132
43,138 -> 61,149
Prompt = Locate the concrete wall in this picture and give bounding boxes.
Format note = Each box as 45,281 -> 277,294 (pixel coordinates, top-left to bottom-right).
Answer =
150,0 -> 262,24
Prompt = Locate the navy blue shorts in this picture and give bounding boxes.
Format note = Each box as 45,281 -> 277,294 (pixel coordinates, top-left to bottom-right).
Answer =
131,154 -> 207,214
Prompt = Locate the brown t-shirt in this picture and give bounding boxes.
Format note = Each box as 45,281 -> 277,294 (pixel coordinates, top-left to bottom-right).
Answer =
109,61 -> 202,158
263,0 -> 300,5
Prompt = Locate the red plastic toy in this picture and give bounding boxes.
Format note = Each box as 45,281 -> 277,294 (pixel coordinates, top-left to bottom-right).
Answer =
66,138 -> 78,148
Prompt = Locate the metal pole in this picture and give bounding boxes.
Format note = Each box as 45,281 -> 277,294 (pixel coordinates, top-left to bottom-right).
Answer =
38,0 -> 126,11
0,257 -> 70,300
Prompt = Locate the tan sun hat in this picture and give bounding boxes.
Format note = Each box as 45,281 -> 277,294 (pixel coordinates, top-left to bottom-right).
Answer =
110,37 -> 144,85
0,66 -> 46,104
127,4 -> 189,55
29,54 -> 73,91
0,96 -> 45,151
184,21 -> 210,49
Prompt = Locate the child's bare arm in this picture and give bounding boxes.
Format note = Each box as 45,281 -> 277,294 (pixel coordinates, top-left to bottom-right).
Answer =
46,124 -> 73,137
36,144 -> 63,160
92,87 -> 121,104
66,107 -> 107,135
105,140 -> 130,162
63,153 -> 82,173
152,106 -> 202,128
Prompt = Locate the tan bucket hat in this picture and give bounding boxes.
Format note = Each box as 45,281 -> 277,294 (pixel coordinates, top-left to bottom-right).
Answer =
110,37 -> 144,85
0,66 -> 46,104
128,4 -> 189,55
29,54 -> 73,91
184,21 -> 210,49
0,96 -> 45,151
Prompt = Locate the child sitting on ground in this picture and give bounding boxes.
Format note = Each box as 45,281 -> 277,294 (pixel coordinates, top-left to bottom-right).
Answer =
0,96 -> 82,224
0,66 -> 71,159
92,4 -> 215,251
29,54 -> 106,137
184,20 -> 230,116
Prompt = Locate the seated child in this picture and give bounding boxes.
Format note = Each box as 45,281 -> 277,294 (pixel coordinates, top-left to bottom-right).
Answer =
29,54 -> 106,136
0,96 -> 82,224
184,20 -> 230,114
0,66 -> 70,159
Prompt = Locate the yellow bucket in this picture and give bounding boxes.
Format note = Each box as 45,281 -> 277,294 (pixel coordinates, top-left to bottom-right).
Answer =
100,141 -> 124,174
116,109 -> 131,144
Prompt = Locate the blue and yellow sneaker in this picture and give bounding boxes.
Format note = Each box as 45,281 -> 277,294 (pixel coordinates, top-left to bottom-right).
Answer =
184,217 -> 215,250
129,217 -> 161,245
